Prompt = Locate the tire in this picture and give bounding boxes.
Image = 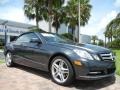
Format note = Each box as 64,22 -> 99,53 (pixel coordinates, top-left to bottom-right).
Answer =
5,52 -> 14,67
50,56 -> 74,85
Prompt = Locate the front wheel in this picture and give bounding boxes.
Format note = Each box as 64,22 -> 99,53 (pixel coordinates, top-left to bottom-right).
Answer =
50,56 -> 74,85
5,52 -> 14,67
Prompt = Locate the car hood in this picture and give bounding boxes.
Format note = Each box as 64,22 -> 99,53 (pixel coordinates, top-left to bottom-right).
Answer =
48,42 -> 111,54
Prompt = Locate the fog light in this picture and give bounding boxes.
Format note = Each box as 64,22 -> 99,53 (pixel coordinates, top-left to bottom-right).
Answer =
89,71 -> 101,74
74,60 -> 82,66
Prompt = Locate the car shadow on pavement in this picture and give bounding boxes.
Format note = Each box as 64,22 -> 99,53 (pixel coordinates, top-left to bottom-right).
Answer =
15,65 -> 116,90
15,64 -> 50,80
70,76 -> 115,90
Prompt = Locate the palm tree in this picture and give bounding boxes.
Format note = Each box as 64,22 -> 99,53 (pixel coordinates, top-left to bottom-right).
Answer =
24,0 -> 41,28
91,35 -> 98,44
62,0 -> 92,41
52,8 -> 64,33
43,0 -> 65,32
105,13 -> 120,41
104,29 -> 112,43
24,0 -> 92,35
24,0 -> 64,32
80,0 -> 92,26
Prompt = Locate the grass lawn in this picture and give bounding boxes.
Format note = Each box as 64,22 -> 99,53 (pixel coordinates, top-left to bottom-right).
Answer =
0,60 -> 4,64
112,50 -> 120,76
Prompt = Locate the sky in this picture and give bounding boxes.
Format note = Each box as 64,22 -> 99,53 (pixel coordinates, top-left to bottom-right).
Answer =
0,0 -> 120,40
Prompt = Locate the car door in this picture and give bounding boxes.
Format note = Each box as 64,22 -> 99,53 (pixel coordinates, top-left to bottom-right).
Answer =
22,33 -> 48,70
13,32 -> 48,70
18,33 -> 45,68
12,33 -> 33,65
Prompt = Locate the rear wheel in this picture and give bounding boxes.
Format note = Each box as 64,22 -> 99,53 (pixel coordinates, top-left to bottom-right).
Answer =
50,56 -> 74,85
5,52 -> 14,67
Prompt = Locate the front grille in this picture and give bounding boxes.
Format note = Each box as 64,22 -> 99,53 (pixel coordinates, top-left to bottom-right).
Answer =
100,53 -> 114,61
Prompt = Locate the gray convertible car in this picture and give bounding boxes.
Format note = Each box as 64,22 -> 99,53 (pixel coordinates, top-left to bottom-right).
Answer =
4,32 -> 116,85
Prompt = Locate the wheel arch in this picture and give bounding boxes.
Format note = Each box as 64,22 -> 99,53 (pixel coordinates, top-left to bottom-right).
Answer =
48,53 -> 75,76
4,44 -> 14,56
4,50 -> 11,56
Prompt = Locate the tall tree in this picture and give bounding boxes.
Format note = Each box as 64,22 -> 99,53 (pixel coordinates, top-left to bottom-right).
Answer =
105,13 -> 120,41
62,0 -> 92,41
24,0 -> 92,35
24,0 -> 64,31
80,0 -> 92,26
91,35 -> 98,44
52,8 -> 64,33
43,0 -> 65,32
24,0 -> 42,28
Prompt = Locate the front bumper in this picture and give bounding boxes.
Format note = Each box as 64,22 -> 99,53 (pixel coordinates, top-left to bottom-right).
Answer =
77,73 -> 115,80
73,58 -> 116,80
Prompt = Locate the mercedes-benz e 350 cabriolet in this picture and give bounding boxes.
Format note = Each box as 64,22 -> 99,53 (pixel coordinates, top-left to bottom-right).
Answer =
4,32 -> 116,85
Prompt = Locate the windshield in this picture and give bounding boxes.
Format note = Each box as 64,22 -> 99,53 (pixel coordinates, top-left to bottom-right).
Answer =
40,33 -> 73,43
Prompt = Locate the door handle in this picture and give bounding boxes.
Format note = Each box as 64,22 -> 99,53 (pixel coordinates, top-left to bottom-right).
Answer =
21,44 -> 27,47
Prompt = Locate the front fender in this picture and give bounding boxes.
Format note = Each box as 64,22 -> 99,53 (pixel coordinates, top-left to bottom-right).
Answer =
4,43 -> 14,55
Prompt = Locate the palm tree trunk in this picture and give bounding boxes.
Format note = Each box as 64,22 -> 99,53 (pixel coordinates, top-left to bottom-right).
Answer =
48,0 -> 52,32
72,28 -> 75,42
108,38 -> 110,43
111,37 -> 112,42
111,37 -> 112,47
105,36 -> 106,47
93,40 -> 95,44
36,18 -> 39,28
35,5 -> 39,29
77,26 -> 79,42
48,16 -> 52,32
56,26 -> 59,34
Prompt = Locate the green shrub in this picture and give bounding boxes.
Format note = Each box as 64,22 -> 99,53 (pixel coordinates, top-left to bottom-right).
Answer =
0,45 -> 4,49
107,39 -> 120,49
61,33 -> 78,42
0,39 -> 4,49
98,40 -> 104,46
30,28 -> 46,33
61,33 -> 73,40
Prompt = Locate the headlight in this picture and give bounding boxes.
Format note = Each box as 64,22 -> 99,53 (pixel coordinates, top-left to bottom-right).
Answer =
112,52 -> 116,60
73,49 -> 94,60
92,54 -> 101,61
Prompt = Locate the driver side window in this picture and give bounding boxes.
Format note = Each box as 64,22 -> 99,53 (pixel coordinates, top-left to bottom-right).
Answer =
16,33 -> 39,43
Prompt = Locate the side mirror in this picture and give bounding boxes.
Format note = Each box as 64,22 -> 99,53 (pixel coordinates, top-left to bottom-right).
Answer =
30,38 -> 42,44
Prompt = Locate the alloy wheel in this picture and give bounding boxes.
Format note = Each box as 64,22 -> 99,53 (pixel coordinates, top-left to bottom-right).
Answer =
5,52 -> 12,66
51,59 -> 69,83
